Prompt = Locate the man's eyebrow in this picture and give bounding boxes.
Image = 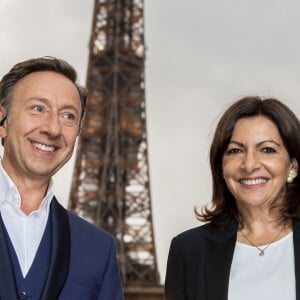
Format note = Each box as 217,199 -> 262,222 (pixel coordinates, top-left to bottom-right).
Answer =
27,97 -> 80,114
26,97 -> 51,106
60,104 -> 80,113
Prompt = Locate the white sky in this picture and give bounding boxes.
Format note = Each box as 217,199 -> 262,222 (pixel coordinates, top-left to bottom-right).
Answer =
1,0 -> 300,283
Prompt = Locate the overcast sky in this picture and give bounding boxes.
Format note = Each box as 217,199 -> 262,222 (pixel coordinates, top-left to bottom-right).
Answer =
1,0 -> 300,282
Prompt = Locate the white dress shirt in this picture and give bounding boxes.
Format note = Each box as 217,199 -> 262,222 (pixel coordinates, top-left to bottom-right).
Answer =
0,162 -> 53,277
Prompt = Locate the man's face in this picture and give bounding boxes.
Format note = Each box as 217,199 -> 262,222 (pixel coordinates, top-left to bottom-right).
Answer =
1,71 -> 81,183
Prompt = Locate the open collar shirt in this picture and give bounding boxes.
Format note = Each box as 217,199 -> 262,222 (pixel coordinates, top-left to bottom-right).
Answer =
0,162 -> 53,277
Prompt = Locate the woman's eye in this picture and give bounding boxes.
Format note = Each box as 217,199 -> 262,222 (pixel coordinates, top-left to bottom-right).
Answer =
226,148 -> 242,154
262,147 -> 276,153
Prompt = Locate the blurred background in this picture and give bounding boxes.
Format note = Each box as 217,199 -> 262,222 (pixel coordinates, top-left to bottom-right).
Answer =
1,0 -> 300,283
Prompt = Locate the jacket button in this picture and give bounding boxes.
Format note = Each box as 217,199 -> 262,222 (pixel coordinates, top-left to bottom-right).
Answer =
19,291 -> 28,299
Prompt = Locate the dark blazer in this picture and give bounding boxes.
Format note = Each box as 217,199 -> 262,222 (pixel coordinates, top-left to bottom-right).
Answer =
0,197 -> 124,300
165,220 -> 300,300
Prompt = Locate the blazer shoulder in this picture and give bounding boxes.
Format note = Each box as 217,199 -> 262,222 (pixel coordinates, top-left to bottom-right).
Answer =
169,223 -> 211,255
51,197 -> 114,243
173,223 -> 210,242
67,210 -> 115,244
170,220 -> 237,251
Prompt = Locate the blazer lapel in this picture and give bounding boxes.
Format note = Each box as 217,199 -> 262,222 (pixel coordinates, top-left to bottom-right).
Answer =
0,216 -> 18,299
40,197 -> 71,300
293,220 -> 300,300
204,221 -> 237,300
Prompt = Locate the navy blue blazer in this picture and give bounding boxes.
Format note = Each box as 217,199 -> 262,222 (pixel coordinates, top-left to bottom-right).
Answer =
0,197 -> 124,300
165,220 -> 300,300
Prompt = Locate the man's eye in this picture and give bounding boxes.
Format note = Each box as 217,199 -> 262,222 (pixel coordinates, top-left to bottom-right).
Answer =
60,112 -> 79,127
32,105 -> 44,112
62,113 -> 75,120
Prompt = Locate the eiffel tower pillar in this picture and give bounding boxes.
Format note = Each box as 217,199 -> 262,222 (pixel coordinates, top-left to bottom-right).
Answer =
68,0 -> 163,298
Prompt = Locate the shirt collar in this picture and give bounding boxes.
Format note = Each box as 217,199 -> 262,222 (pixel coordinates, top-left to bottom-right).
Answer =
0,162 -> 54,214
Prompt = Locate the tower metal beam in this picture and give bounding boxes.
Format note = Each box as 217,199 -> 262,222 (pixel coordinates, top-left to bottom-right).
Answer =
69,1 -> 163,297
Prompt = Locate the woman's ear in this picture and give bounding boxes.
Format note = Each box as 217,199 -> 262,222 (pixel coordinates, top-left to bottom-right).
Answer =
291,158 -> 299,177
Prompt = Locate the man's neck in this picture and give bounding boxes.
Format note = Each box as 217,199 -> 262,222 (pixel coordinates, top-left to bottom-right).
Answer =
0,162 -> 51,215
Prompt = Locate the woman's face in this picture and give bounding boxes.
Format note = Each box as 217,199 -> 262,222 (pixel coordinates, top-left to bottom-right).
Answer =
222,115 -> 298,212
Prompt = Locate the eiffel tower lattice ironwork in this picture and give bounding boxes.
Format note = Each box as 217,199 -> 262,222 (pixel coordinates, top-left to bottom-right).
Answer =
68,0 -> 163,298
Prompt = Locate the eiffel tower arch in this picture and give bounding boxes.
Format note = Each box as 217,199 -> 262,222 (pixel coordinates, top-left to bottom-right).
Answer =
68,0 -> 163,298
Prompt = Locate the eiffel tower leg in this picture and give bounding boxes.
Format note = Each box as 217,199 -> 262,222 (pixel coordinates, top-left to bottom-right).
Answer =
68,0 -> 163,298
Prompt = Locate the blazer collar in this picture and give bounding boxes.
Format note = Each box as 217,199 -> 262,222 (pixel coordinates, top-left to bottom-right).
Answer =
293,220 -> 300,300
40,197 -> 71,300
204,220 -> 238,300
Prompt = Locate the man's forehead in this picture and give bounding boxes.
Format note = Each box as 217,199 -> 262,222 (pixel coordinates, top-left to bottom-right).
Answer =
12,72 -> 80,101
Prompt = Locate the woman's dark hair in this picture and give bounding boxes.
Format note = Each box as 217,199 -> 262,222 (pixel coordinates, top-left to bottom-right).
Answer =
197,96 -> 300,228
0,56 -> 87,122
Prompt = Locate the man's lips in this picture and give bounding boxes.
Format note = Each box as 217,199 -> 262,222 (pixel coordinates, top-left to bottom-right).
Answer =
32,142 -> 56,152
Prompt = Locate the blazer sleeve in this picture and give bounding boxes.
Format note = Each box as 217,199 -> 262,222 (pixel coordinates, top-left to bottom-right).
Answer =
165,237 -> 187,300
97,238 -> 124,300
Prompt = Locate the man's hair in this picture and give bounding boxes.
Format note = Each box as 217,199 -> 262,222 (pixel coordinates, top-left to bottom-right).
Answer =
0,56 -> 87,121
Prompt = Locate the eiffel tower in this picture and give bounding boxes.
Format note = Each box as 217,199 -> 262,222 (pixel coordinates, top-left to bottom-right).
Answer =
68,0 -> 163,299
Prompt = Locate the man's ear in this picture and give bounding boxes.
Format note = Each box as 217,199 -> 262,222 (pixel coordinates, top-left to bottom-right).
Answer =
0,106 -> 7,139
0,105 -> 5,119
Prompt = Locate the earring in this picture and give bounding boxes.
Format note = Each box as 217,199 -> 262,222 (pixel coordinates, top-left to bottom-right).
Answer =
287,170 -> 295,184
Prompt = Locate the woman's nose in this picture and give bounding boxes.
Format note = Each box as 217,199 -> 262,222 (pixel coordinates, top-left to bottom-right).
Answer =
242,151 -> 260,174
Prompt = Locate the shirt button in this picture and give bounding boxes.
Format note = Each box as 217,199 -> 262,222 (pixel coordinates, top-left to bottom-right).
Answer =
19,291 -> 28,299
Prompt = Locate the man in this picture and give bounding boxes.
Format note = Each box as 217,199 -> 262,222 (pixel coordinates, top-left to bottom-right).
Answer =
0,57 -> 124,299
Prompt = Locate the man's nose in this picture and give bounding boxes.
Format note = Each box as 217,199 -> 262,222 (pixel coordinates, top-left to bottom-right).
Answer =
39,113 -> 62,136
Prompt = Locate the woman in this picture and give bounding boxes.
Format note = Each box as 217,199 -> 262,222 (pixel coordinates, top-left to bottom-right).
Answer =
165,96 -> 300,300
